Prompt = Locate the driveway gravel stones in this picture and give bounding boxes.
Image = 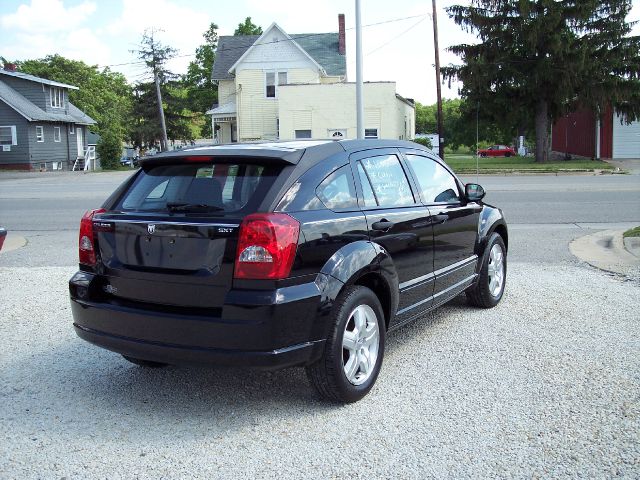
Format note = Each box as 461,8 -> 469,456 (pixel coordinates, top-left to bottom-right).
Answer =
0,263 -> 638,479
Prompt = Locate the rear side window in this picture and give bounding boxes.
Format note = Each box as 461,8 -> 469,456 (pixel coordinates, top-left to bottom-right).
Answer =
405,154 -> 461,203
316,165 -> 357,211
357,154 -> 414,208
116,162 -> 278,213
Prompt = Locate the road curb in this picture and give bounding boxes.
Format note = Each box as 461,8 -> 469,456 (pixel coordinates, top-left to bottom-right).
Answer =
569,230 -> 640,277
624,236 -> 640,258
0,233 -> 27,253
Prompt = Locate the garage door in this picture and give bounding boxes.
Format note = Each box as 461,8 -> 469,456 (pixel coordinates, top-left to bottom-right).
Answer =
613,113 -> 640,159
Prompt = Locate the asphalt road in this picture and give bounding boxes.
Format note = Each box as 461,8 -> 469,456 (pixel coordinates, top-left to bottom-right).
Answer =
0,170 -> 639,478
0,170 -> 638,267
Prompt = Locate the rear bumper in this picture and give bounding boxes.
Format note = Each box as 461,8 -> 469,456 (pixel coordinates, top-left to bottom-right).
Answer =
69,271 -> 329,369
73,322 -> 324,369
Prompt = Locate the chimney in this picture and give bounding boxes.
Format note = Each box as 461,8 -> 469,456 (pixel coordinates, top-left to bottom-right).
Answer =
338,14 -> 346,55
4,63 -> 17,72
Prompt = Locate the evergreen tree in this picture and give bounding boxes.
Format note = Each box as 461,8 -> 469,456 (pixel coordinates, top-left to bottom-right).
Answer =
443,0 -> 640,162
132,29 -> 177,151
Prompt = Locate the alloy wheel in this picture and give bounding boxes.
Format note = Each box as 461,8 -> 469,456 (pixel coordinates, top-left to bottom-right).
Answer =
342,304 -> 380,386
488,243 -> 505,297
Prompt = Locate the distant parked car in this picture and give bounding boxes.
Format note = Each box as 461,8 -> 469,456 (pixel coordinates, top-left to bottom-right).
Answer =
477,145 -> 517,157
0,227 -> 6,251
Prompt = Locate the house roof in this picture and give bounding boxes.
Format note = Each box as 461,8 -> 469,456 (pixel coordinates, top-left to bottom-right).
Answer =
0,79 -> 96,124
212,31 -> 346,80
206,101 -> 236,116
228,23 -> 326,76
0,69 -> 79,90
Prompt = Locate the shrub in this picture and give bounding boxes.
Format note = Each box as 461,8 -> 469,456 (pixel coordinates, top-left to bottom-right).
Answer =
412,137 -> 433,149
97,132 -> 122,170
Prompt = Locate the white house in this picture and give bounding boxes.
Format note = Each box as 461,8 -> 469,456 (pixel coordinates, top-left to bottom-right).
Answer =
208,15 -> 415,143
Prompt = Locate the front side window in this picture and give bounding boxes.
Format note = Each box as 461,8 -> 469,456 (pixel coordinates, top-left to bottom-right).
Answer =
0,126 -> 17,145
265,71 -> 287,98
316,165 -> 357,211
36,126 -> 44,142
405,154 -> 461,203
357,154 -> 414,208
54,126 -> 61,142
50,87 -> 63,108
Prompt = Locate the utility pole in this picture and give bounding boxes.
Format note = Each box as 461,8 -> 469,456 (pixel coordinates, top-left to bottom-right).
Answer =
355,0 -> 364,139
150,31 -> 169,152
432,0 -> 444,159
154,68 -> 169,152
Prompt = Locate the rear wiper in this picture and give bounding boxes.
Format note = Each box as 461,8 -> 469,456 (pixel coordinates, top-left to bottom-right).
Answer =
166,202 -> 224,213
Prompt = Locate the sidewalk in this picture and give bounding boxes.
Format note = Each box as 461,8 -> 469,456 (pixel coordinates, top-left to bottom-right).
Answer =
570,229 -> 640,279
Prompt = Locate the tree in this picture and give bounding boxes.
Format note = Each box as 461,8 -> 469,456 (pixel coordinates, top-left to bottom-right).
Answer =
17,55 -> 132,145
234,17 -> 263,36
443,1 -> 640,162
184,22 -> 219,138
132,29 -> 177,151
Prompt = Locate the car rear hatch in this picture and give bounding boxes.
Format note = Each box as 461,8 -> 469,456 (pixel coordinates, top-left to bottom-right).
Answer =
93,159 -> 284,311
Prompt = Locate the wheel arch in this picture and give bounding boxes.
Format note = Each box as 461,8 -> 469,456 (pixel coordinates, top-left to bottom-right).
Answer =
318,241 -> 399,330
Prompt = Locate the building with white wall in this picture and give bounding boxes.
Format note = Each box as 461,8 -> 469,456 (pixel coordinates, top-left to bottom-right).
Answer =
208,16 -> 415,143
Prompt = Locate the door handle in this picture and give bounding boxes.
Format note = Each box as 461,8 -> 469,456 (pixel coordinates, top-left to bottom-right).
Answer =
371,220 -> 394,232
428,214 -> 448,225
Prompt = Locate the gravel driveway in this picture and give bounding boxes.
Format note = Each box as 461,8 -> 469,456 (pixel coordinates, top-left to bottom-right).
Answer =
1,263 -> 638,479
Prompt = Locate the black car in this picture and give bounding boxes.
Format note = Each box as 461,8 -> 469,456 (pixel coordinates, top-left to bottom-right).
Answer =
70,140 -> 507,403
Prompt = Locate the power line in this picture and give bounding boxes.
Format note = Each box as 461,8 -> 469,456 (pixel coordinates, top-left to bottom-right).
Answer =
365,17 -> 427,56
99,13 -> 430,69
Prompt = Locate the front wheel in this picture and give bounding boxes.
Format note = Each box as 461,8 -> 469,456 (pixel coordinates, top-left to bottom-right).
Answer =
467,233 -> 507,308
306,285 -> 386,403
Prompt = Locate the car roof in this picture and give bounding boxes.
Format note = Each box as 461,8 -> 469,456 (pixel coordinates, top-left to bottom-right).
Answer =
140,139 -> 431,167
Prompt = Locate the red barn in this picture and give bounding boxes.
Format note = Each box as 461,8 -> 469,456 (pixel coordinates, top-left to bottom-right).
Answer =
552,107 -> 640,159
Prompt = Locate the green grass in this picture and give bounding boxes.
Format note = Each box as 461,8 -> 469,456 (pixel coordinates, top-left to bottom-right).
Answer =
623,226 -> 640,238
443,154 -> 615,174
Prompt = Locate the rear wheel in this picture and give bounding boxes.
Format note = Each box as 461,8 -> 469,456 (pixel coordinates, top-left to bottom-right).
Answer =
122,355 -> 168,368
467,233 -> 506,308
306,285 -> 385,403
504,152 -> 511,157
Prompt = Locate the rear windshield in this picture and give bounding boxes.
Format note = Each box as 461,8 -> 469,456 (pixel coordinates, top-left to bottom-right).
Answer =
115,162 -> 280,214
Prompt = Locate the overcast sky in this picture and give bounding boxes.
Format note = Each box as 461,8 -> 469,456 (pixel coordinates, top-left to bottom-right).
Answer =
1,0 -> 639,105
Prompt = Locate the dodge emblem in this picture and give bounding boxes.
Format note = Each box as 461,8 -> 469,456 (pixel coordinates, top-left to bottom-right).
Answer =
147,224 -> 156,234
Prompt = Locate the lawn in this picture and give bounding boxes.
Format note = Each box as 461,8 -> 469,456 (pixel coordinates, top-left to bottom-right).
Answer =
623,226 -> 640,238
443,154 -> 615,174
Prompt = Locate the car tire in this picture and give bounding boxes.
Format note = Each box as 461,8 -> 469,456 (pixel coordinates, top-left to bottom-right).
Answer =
480,152 -> 487,157
467,232 -> 507,308
504,152 -> 511,157
122,355 -> 168,368
306,285 -> 386,403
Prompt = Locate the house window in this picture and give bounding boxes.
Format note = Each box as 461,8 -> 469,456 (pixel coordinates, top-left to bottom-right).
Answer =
265,71 -> 287,98
50,87 -> 63,108
295,130 -> 312,139
365,128 -> 378,139
54,126 -> 61,142
0,126 -> 17,145
36,126 -> 44,142
69,124 -> 75,134
328,129 -> 347,139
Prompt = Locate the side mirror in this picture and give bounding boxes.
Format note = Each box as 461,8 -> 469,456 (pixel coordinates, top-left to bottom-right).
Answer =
465,183 -> 485,201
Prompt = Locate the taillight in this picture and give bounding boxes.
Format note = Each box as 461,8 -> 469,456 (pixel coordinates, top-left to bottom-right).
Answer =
79,208 -> 106,267
234,213 -> 300,280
